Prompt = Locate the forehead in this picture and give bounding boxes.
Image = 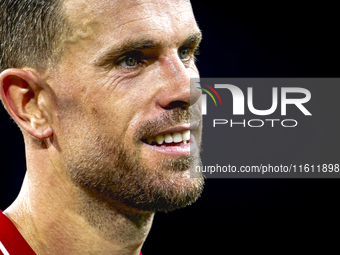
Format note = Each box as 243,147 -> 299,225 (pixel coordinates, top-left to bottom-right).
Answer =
63,0 -> 198,48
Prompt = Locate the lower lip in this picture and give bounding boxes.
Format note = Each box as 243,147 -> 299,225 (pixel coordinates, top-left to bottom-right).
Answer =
142,135 -> 197,156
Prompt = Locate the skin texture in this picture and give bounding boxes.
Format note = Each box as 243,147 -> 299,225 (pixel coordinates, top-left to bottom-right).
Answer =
0,0 -> 203,254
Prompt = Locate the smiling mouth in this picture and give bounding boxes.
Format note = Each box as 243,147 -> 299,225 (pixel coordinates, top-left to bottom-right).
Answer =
141,130 -> 190,147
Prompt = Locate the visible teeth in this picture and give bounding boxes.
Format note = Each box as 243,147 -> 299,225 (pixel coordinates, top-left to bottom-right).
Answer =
146,130 -> 190,146
182,130 -> 190,141
147,137 -> 155,145
173,132 -> 182,143
164,133 -> 173,143
155,135 -> 164,145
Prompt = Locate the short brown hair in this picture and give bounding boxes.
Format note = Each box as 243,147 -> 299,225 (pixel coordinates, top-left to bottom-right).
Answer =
0,0 -> 72,73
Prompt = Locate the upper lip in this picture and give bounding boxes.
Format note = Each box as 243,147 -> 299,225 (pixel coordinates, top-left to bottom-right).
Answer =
140,120 -> 199,140
155,125 -> 190,136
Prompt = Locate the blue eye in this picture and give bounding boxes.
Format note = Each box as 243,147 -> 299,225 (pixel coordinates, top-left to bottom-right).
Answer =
119,51 -> 143,67
122,56 -> 137,66
179,48 -> 189,60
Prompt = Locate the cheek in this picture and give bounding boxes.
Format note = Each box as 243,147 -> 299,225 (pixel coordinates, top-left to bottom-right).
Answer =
54,70 -> 154,149
82,92 -> 141,146
189,63 -> 199,77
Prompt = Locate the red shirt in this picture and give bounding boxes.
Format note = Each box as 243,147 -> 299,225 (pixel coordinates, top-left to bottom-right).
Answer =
0,210 -> 36,255
0,210 -> 142,255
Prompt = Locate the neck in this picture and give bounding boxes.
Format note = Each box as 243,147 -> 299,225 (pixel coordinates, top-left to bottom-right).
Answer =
4,170 -> 153,255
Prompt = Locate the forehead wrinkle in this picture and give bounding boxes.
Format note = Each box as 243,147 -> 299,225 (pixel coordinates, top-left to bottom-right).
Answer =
64,0 -> 157,25
64,0 -> 193,32
110,16 -> 156,34
63,1 -> 152,39
60,0 -> 199,67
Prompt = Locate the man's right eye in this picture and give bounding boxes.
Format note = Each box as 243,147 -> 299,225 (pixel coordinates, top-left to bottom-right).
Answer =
124,56 -> 137,66
117,51 -> 144,68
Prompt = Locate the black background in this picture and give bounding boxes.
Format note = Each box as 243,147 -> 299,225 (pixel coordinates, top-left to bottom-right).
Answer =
1,2 -> 340,254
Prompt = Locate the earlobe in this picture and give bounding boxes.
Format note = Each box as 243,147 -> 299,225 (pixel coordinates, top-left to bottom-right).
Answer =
0,69 -> 53,139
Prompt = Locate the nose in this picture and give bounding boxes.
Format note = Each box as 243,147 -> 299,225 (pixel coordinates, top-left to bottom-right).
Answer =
156,53 -> 201,110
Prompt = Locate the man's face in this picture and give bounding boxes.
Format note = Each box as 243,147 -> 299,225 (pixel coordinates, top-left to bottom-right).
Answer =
47,0 -> 203,212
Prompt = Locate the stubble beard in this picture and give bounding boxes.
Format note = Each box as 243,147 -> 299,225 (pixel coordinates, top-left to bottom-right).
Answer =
65,108 -> 204,213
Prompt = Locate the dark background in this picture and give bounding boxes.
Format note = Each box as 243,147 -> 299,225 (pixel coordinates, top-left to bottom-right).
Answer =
1,2 -> 339,254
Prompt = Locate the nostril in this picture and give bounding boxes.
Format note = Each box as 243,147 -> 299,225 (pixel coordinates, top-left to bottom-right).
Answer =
163,100 -> 188,110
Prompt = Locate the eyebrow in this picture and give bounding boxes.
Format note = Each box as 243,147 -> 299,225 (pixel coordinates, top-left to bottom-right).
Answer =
182,31 -> 202,48
95,30 -> 202,68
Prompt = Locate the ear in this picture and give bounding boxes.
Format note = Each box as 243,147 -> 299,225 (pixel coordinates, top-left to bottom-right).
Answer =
0,69 -> 53,139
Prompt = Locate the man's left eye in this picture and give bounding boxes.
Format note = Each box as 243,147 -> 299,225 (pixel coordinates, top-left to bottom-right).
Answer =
179,48 -> 190,60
